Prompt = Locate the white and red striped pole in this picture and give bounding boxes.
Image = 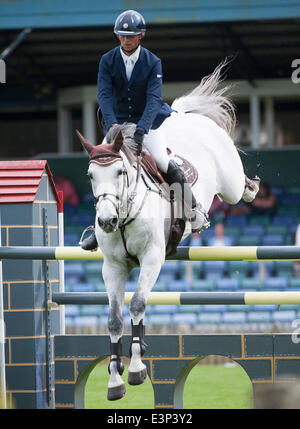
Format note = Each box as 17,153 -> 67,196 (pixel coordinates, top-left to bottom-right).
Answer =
57,191 -> 65,335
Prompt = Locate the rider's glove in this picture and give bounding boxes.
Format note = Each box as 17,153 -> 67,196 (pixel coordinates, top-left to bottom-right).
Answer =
134,127 -> 145,155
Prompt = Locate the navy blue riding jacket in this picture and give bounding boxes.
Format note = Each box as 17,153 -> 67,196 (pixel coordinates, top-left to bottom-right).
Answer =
97,46 -> 174,133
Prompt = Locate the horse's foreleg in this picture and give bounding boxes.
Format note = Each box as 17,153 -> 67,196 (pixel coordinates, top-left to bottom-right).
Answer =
128,250 -> 164,385
102,260 -> 128,400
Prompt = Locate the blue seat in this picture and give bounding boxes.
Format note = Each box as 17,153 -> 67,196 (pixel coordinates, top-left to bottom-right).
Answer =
216,278 -> 240,291
191,279 -> 215,291
227,261 -> 250,278
225,215 -> 248,227
173,313 -> 197,326
222,312 -> 247,323
161,261 -> 179,275
261,234 -> 284,246
198,312 -> 222,323
152,281 -> 167,292
250,261 -> 275,277
125,281 -> 137,292
167,279 -> 190,291
179,305 -> 201,314
240,278 -> 264,290
252,304 -> 278,312
247,311 -> 272,323
64,262 -> 85,277
64,305 -> 80,317
273,215 -> 295,226
148,314 -> 172,326
242,225 -> 265,236
264,277 -> 288,290
74,316 -> 99,329
272,311 -> 296,323
64,233 -> 80,246
153,305 -> 178,314
71,282 -> 95,292
202,304 -> 227,313
289,278 -> 300,289
203,261 -> 227,280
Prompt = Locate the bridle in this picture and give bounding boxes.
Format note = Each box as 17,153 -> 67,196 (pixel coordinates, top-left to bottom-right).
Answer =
90,152 -> 146,231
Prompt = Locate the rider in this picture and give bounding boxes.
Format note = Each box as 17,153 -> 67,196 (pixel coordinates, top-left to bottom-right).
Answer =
81,9 -> 206,250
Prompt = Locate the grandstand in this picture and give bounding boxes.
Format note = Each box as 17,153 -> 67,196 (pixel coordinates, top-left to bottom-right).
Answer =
63,185 -> 300,335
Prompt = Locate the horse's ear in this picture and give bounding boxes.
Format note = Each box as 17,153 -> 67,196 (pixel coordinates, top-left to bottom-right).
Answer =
75,130 -> 94,156
111,130 -> 123,153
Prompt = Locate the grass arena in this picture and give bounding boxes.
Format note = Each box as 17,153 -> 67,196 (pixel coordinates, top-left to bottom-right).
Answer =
1,160 -> 300,409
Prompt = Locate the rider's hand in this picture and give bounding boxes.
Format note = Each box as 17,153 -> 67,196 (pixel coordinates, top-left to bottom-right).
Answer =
134,127 -> 145,155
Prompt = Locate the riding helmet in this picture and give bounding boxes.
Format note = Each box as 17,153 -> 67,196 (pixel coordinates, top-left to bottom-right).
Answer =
114,10 -> 146,36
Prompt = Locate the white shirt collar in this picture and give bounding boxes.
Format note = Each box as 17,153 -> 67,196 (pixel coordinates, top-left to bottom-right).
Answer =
120,45 -> 141,65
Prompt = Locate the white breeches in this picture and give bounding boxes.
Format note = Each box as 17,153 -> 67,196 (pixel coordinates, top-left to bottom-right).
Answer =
143,129 -> 170,173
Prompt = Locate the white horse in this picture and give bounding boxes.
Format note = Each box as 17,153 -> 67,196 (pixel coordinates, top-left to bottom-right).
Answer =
77,62 -> 259,401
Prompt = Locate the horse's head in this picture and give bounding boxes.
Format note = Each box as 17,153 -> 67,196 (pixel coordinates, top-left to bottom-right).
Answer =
76,129 -> 129,233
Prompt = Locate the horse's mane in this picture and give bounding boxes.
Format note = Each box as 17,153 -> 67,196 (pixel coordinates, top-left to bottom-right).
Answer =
106,123 -> 137,165
171,58 -> 236,137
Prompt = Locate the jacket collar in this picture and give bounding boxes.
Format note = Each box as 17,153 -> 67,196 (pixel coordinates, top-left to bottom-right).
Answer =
116,46 -> 144,84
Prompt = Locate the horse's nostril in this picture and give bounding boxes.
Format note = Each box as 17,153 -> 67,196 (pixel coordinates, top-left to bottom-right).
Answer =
111,216 -> 118,227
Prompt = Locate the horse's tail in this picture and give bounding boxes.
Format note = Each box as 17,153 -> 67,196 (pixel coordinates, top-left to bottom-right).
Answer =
171,58 -> 236,137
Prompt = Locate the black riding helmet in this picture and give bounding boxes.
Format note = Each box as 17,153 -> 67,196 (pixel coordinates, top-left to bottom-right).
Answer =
114,10 -> 146,36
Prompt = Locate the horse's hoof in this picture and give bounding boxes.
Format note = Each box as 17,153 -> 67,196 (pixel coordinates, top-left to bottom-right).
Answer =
107,383 -> 126,401
128,367 -> 147,385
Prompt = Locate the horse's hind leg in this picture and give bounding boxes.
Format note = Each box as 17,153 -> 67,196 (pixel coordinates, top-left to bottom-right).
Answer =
128,249 -> 164,385
102,260 -> 128,400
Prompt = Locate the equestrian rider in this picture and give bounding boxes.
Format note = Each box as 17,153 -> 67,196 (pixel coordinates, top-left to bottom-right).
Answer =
81,9 -> 206,250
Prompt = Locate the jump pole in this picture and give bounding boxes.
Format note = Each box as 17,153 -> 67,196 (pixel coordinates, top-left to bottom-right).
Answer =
1,245 -> 300,261
51,291 -> 300,306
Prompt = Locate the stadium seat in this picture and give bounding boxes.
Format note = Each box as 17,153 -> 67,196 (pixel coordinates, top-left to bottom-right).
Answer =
215,278 -> 240,291
249,215 -> 270,226
237,235 -> 260,246
70,282 -> 95,292
167,279 -> 190,291
80,305 -> 103,317
198,312 -> 222,323
64,262 -> 84,278
250,261 -> 275,278
252,304 -> 278,312
74,316 -> 99,329
275,260 -> 294,277
64,305 -> 80,317
266,225 -> 288,235
203,261 -> 227,280
202,304 -> 227,313
242,225 -> 265,236
222,312 -> 247,323
247,311 -> 272,323
84,261 -> 102,276
191,279 -> 215,291
273,214 -> 295,226
153,305 -> 178,314
152,281 -> 167,291
148,314 -> 172,326
289,278 -> 300,289
126,281 -> 137,292
227,261 -> 250,279
172,313 -> 197,326
264,277 -> 288,290
224,226 -> 241,237
261,234 -> 284,246
64,233 -> 80,246
272,310 -> 296,323
179,305 -> 201,314
240,278 -> 264,290
225,215 -> 248,227
227,305 -> 252,312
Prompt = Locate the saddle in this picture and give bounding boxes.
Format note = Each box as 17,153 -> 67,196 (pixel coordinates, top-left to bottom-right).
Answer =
140,147 -> 198,257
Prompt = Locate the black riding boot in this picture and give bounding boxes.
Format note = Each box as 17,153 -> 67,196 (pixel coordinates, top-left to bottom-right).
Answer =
164,159 -> 209,233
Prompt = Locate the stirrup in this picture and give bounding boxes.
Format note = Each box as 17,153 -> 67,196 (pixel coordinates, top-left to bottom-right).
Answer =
190,204 -> 210,233
79,225 -> 98,251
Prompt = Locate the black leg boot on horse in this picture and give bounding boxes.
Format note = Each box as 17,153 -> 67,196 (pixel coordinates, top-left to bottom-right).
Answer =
128,319 -> 148,385
107,338 -> 126,400
164,159 -> 210,233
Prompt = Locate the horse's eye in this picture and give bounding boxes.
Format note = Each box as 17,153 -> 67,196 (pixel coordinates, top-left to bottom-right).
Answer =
88,172 -> 93,180
117,169 -> 123,176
